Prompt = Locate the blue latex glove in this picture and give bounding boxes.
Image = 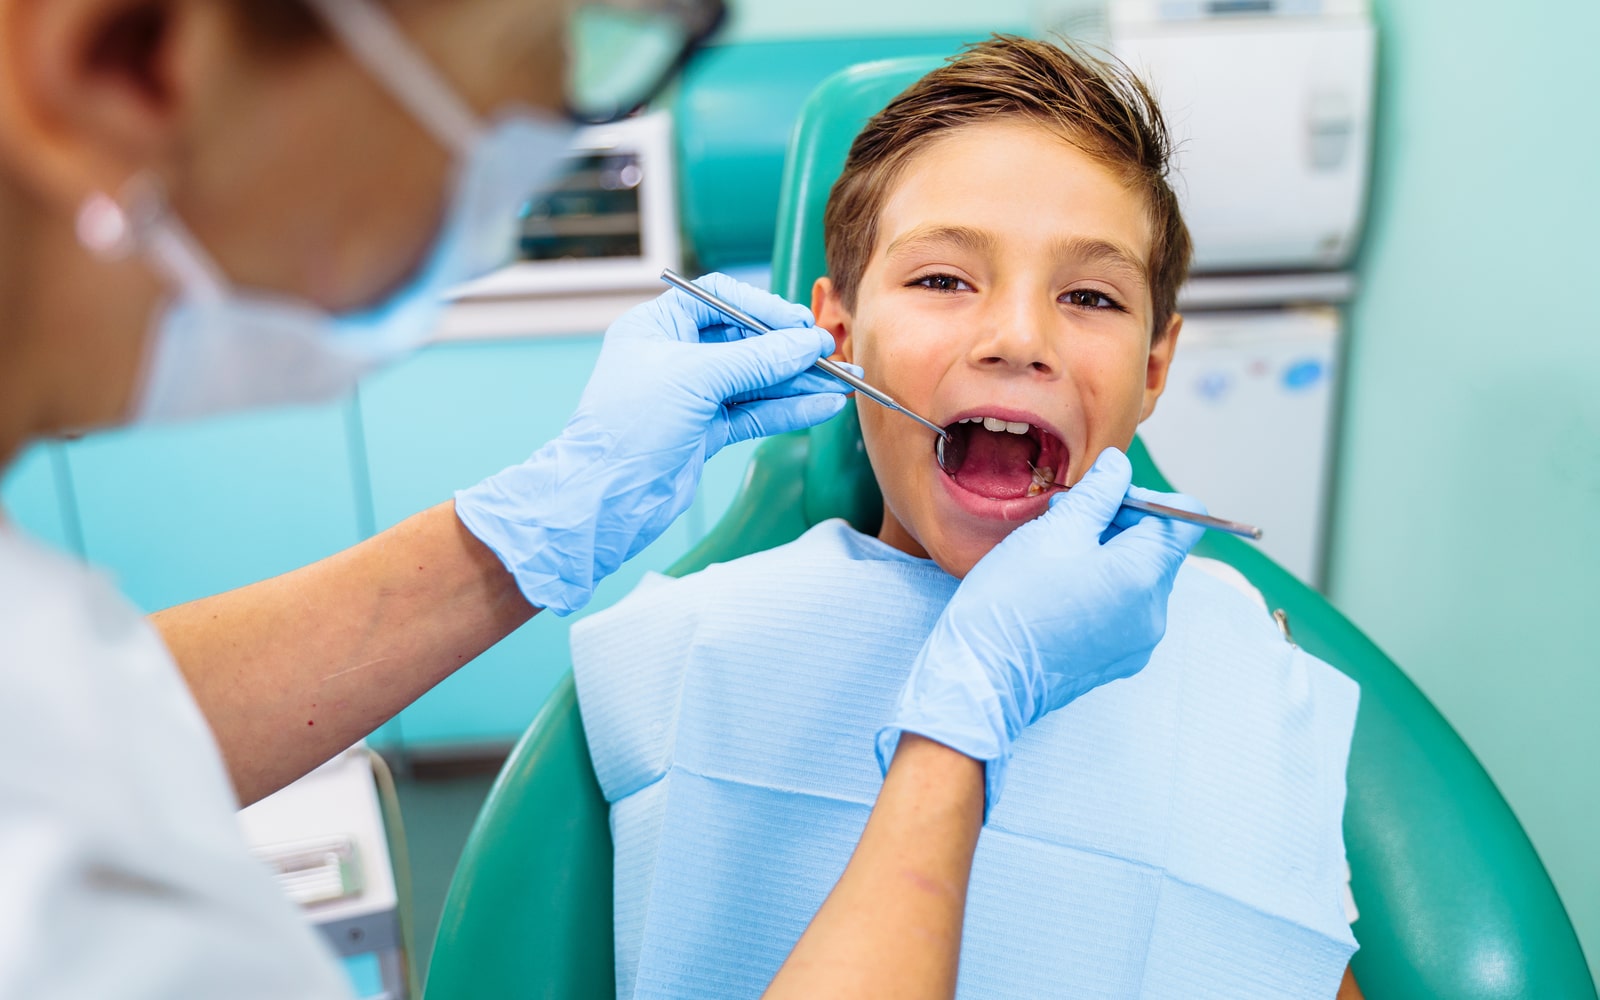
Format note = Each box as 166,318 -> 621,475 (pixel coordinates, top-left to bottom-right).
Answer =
456,273 -> 851,615
877,447 -> 1207,814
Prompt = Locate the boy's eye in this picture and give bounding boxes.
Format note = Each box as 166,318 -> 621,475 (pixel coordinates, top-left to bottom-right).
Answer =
912,273 -> 972,293
1062,288 -> 1124,311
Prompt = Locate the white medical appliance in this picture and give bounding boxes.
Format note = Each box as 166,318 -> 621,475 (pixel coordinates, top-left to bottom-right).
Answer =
238,745 -> 406,1000
1037,0 -> 1376,587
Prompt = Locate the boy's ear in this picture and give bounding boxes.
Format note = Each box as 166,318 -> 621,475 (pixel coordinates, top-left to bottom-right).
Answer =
810,276 -> 854,364
1139,312 -> 1183,423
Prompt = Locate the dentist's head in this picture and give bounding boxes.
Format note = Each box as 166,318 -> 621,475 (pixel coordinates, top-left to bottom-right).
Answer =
0,0 -> 721,450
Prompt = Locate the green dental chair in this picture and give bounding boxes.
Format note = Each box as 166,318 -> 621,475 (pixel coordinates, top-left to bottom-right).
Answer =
423,58 -> 1596,1000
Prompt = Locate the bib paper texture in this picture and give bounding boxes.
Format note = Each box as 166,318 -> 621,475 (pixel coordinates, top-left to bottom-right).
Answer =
574,520 -> 1359,999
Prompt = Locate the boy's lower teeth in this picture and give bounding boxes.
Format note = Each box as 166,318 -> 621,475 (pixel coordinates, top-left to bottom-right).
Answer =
1026,465 -> 1056,497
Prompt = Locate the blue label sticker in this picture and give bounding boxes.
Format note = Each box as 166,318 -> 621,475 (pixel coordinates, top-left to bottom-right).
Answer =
1282,359 -> 1325,391
1197,371 -> 1232,402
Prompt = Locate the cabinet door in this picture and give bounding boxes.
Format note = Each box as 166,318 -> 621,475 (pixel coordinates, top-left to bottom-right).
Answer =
1136,309 -> 1339,587
1,444 -> 78,555
359,337 -> 760,751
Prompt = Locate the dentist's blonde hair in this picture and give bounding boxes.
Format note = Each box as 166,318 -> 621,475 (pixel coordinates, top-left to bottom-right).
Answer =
823,35 -> 1193,340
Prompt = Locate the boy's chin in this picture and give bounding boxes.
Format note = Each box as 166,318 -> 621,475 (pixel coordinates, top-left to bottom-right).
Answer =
919,522 -> 1027,580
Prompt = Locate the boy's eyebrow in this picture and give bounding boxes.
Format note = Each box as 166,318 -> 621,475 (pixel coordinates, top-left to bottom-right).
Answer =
1051,235 -> 1150,291
884,226 -> 1150,291
883,224 -> 999,260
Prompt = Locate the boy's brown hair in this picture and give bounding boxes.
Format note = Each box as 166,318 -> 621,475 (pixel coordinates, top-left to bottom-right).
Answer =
823,35 -> 1192,340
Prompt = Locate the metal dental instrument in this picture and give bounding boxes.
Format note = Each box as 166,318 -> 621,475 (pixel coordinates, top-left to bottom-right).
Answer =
1024,476 -> 1261,539
660,269 -> 1260,540
660,269 -> 952,441
1118,496 -> 1262,540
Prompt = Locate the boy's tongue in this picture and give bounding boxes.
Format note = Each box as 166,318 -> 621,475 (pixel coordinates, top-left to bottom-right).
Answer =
951,428 -> 1038,499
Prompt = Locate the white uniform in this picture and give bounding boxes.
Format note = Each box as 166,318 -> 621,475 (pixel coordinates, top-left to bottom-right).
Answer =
0,525 -> 353,999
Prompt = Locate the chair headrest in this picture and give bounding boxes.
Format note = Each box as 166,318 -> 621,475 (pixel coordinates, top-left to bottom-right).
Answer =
772,55 -> 948,303
802,401 -> 883,534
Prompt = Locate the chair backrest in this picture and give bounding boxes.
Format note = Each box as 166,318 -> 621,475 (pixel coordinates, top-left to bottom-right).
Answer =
423,57 -> 1596,1000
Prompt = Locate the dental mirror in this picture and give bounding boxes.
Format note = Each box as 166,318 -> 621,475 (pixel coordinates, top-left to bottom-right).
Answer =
934,433 -> 964,475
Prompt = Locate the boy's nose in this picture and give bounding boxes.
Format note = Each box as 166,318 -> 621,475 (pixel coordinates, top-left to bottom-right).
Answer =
966,294 -> 1061,376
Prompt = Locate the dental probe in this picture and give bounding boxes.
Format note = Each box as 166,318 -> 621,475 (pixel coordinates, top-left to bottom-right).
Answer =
660,269 -> 952,441
1118,495 -> 1263,540
1029,479 -> 1261,539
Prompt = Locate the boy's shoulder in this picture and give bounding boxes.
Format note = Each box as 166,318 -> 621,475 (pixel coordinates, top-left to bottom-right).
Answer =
1171,556 -> 1358,697
1184,555 -> 1271,613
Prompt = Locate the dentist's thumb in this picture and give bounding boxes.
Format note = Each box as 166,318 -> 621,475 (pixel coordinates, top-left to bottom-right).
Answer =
1046,447 -> 1134,533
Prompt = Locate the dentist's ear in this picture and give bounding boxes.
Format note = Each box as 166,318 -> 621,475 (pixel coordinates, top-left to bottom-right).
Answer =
1139,311 -> 1183,422
810,276 -> 856,365
0,0 -> 219,213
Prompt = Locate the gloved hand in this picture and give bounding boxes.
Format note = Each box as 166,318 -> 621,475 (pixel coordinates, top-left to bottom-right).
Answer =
456,273 -> 851,615
878,447 -> 1207,815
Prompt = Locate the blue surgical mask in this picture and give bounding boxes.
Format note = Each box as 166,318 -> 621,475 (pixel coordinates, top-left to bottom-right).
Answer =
74,0 -> 575,423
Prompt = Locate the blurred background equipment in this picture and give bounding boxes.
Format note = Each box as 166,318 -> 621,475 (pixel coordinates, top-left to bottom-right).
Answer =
442,112 -> 681,338
238,746 -> 411,1000
1064,0 -> 1377,587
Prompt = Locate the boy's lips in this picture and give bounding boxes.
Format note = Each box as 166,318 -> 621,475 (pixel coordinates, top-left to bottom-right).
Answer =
933,405 -> 1071,521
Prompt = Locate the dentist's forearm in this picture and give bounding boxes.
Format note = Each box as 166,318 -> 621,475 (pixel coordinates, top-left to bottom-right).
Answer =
765,734 -> 984,1000
152,501 -> 537,806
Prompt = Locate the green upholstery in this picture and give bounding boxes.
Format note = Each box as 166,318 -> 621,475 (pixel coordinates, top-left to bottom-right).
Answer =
421,673 -> 613,1000
673,37 -> 988,272
425,58 -> 1596,1000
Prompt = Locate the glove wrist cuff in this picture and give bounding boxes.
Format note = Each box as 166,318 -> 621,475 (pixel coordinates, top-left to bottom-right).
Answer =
453,435 -> 620,616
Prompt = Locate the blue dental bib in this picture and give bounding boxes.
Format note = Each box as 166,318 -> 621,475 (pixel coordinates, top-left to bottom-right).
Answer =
574,520 -> 1359,999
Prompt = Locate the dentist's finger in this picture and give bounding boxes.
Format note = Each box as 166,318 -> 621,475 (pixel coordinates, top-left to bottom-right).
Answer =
1107,486 -> 1208,534
727,363 -> 861,405
701,326 -> 838,401
663,272 -> 815,343
1105,502 -> 1206,577
722,393 -> 851,446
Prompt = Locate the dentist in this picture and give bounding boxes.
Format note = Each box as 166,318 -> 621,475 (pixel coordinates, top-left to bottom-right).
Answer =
0,1 -> 1202,996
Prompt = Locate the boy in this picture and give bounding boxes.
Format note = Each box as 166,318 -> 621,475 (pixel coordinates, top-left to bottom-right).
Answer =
574,37 -> 1361,999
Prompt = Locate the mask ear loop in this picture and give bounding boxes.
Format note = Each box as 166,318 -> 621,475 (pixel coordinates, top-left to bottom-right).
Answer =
76,176 -> 230,305
299,0 -> 487,158
75,175 -> 235,422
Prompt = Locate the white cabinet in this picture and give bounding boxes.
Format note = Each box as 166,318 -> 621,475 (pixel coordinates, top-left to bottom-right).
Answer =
1139,307 -> 1340,586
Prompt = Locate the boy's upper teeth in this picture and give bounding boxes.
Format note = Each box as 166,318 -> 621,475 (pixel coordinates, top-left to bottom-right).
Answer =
969,416 -> 1032,434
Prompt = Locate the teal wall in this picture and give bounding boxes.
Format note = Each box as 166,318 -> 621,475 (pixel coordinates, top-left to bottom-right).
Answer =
1327,0 -> 1600,977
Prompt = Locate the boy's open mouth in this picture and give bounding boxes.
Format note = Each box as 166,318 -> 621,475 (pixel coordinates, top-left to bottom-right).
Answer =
939,414 -> 1070,500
